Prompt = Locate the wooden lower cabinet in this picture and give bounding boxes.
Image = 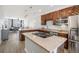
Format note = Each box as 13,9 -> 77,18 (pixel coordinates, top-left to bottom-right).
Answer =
58,33 -> 68,49
19,30 -> 35,41
19,33 -> 25,41
41,15 -> 46,25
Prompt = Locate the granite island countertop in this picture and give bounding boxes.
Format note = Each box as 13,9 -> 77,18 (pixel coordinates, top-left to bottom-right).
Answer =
23,32 -> 67,52
19,27 -> 68,34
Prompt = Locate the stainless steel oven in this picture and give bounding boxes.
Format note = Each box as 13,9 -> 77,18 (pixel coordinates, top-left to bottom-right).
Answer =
70,28 -> 78,41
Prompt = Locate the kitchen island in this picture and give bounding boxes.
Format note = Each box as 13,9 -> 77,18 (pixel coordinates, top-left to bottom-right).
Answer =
23,32 -> 67,53
19,28 -> 68,40
19,28 -> 49,41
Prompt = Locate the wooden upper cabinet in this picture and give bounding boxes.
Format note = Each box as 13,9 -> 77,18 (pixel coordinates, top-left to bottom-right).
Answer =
52,11 -> 60,21
66,7 -> 74,16
52,12 -> 57,20
41,5 -> 79,25
60,7 -> 74,18
41,13 -> 53,25
45,13 -> 53,21
45,14 -> 49,20
41,15 -> 46,25
56,11 -> 61,19
60,9 -> 66,18
73,5 -> 79,15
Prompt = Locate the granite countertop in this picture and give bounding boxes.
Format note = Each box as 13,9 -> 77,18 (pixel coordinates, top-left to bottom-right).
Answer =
19,28 -> 68,34
23,32 -> 67,52
19,27 -> 43,30
46,28 -> 68,34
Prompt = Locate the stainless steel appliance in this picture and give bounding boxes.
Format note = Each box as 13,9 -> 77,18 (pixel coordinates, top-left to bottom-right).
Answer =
68,15 -> 79,53
33,31 -> 58,38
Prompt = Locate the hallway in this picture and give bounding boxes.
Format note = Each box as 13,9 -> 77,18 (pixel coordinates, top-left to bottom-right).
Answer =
0,31 -> 25,53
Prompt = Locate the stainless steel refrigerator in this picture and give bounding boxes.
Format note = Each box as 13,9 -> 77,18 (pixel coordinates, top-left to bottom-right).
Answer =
68,15 -> 79,53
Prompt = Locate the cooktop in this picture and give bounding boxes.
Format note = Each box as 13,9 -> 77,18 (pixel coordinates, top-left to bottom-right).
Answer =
33,32 -> 54,38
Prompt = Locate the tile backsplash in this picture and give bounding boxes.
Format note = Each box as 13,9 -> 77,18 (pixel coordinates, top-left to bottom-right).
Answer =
47,25 -> 68,31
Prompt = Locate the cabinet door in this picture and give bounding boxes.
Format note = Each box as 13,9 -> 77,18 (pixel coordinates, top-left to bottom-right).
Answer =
41,13 -> 53,25
73,5 -> 79,15
60,9 -> 66,18
45,13 -> 53,21
54,11 -> 61,19
52,12 -> 57,24
41,15 -> 46,25
52,11 -> 60,24
52,12 -> 57,20
45,14 -> 48,22
53,11 -> 60,19
57,11 -> 61,19
60,7 -> 74,18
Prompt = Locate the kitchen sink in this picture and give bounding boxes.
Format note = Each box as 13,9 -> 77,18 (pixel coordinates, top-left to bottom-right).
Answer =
33,32 -> 57,38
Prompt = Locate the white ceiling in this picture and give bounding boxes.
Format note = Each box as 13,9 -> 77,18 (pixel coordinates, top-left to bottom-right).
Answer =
2,5 -> 73,19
